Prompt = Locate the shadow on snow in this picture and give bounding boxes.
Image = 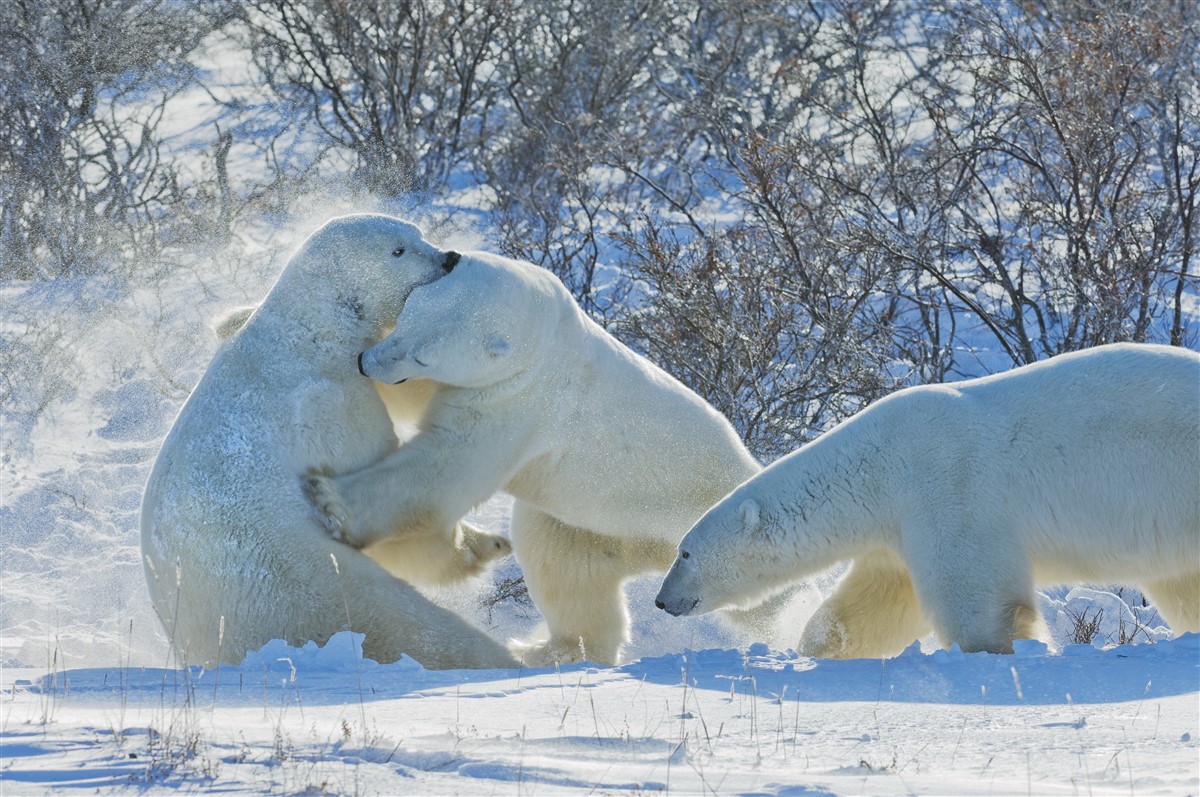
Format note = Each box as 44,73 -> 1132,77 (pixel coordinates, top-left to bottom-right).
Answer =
17,632 -> 1198,709
621,634 -> 1200,706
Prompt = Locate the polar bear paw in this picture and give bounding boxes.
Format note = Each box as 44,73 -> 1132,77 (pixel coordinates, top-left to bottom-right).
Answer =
510,636 -> 588,667
302,471 -> 355,544
458,524 -> 513,574
797,608 -> 850,659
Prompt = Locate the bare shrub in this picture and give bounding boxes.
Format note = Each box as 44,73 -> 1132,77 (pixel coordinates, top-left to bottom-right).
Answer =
0,0 -> 224,279
479,573 -> 533,626
611,218 -> 898,461
1067,606 -> 1105,645
925,0 -> 1200,358
239,0 -> 509,195
609,0 -> 1197,454
0,299 -> 79,428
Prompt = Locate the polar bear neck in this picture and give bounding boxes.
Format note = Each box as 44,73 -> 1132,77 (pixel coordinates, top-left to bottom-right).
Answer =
236,292 -> 378,379
752,396 -> 909,571
463,286 -> 590,402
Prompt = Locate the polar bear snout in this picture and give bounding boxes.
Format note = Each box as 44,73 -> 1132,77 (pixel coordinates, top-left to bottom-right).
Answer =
357,345 -> 409,384
357,349 -> 405,382
655,592 -> 700,617
656,557 -> 703,616
442,250 -> 461,272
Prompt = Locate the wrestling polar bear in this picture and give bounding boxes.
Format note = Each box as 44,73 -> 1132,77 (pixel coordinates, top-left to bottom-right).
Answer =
141,215 -> 518,669
657,343 -> 1200,657
305,250 -> 762,665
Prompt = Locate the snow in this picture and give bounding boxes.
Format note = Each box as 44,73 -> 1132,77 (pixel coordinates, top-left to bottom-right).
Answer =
3,633 -> 1197,794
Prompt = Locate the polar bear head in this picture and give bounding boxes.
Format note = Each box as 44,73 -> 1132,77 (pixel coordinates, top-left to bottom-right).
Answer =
655,492 -> 781,616
357,251 -> 564,389
268,214 -> 461,348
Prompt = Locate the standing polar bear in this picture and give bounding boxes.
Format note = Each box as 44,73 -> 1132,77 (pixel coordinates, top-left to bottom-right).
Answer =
141,215 -> 517,669
656,343 -> 1200,657
305,250 -> 762,665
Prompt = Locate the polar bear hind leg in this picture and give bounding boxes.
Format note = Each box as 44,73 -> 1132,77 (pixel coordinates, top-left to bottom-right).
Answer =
798,549 -> 930,658
1144,572 -> 1200,634
329,546 -> 518,668
509,502 -> 675,665
509,505 -> 628,665
159,531 -> 517,669
365,520 -> 512,587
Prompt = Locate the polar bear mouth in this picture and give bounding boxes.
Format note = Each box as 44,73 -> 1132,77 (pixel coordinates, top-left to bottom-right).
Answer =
357,350 -> 427,382
357,351 -> 404,382
656,596 -> 701,616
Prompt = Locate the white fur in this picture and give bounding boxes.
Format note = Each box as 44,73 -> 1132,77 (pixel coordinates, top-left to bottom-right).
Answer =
306,251 -> 761,665
140,215 -> 517,669
657,343 -> 1200,657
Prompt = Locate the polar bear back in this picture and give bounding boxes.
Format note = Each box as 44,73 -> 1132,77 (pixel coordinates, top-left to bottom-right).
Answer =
494,261 -> 759,536
511,319 -> 759,536
893,343 -> 1198,583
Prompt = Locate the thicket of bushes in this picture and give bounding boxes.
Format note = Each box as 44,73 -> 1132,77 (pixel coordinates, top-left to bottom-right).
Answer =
3,0 -> 1196,457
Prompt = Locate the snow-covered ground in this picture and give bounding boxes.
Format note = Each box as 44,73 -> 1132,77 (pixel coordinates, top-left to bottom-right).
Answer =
3,632 -> 1198,795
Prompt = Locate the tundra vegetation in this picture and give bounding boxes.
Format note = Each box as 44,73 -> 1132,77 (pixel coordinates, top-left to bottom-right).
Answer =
3,0 -> 1195,457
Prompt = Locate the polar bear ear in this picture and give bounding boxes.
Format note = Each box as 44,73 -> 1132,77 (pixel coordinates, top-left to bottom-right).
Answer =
738,499 -> 761,531
486,335 -> 511,359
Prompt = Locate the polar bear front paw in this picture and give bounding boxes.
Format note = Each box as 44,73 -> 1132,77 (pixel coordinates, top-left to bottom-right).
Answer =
458,523 -> 513,573
510,636 -> 588,667
797,608 -> 850,659
302,471 -> 355,544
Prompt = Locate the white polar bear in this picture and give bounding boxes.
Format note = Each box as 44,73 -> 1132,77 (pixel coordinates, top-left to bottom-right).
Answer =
656,343 -> 1200,657
140,214 -> 518,669
304,250 -> 762,665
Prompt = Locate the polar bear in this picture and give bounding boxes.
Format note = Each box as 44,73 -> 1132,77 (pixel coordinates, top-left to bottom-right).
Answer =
140,214 -> 518,669
304,250 -> 762,665
656,343 -> 1200,657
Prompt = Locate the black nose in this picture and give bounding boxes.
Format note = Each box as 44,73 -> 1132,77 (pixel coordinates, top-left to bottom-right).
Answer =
442,250 -> 461,272
357,351 -> 366,376
655,599 -> 665,610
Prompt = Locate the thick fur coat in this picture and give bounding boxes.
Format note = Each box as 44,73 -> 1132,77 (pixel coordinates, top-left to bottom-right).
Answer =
657,343 -> 1200,657
141,215 -> 516,669
306,251 -> 762,664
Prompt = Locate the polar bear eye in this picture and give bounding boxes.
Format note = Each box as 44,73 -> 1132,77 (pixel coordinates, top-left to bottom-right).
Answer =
392,246 -> 406,257
680,551 -> 690,560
